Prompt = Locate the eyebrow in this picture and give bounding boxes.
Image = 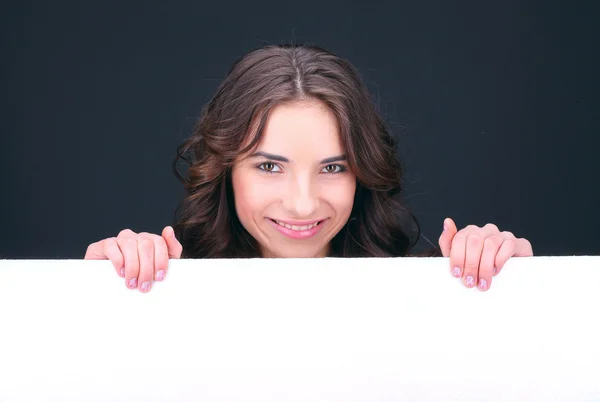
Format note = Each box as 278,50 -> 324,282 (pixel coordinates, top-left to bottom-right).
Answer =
250,151 -> 347,164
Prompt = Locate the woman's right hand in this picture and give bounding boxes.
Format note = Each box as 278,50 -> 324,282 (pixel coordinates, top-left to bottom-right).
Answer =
84,226 -> 183,293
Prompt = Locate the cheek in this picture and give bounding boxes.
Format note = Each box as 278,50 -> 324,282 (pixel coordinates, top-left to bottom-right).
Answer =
323,176 -> 356,216
231,172 -> 253,224
231,170 -> 272,224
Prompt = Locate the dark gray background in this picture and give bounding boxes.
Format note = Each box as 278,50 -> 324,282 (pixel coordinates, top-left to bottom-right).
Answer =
1,1 -> 598,258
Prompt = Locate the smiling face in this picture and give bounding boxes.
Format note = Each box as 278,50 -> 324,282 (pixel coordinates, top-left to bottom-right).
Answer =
231,99 -> 357,258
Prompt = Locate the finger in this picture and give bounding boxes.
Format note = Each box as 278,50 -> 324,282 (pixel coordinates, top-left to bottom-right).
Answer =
481,223 -> 500,237
462,233 -> 485,288
494,238 -> 517,276
449,231 -> 467,279
153,236 -> 169,282
117,228 -> 137,239
118,237 -> 140,290
136,237 -> 155,293
103,238 -> 126,277
85,238 -> 125,277
439,217 -> 458,257
513,237 -> 533,257
162,226 -> 183,259
477,235 -> 502,291
84,241 -> 106,260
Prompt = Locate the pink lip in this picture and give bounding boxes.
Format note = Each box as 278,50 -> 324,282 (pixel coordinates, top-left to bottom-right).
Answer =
267,218 -> 327,240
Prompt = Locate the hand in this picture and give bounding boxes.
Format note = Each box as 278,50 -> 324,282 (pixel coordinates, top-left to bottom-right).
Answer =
84,226 -> 183,293
438,218 -> 533,291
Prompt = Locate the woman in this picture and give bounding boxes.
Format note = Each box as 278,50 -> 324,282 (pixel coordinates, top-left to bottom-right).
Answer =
85,43 -> 533,293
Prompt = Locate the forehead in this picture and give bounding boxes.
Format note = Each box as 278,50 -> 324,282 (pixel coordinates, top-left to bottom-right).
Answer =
256,100 -> 344,156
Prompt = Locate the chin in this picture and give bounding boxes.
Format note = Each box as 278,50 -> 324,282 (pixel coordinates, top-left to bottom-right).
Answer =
264,245 -> 327,259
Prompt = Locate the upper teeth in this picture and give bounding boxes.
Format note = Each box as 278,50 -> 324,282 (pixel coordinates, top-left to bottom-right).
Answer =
275,220 -> 319,231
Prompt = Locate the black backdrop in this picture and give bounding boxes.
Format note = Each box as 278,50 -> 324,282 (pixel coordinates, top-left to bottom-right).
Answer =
1,1 -> 598,258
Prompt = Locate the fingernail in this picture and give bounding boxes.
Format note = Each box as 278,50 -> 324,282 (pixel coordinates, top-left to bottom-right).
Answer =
120,268 -> 125,277
127,278 -> 137,289
465,276 -> 475,287
156,270 -> 165,281
478,279 -> 487,290
452,267 -> 461,278
140,281 -> 150,292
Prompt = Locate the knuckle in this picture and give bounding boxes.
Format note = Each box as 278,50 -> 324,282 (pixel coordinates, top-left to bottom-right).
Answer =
138,237 -> 153,246
484,236 -> 501,249
139,232 -> 158,240
157,235 -> 169,246
502,230 -> 515,238
120,237 -> 137,250
467,234 -> 483,246
102,238 -> 117,253
104,237 -> 117,246
484,223 -> 499,232
464,262 -> 479,272
118,228 -> 135,238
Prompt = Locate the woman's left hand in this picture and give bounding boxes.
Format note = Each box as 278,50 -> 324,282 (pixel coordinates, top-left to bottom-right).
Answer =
438,217 -> 533,291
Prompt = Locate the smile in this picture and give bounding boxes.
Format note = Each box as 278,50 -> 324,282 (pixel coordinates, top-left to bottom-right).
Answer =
267,218 -> 326,239
274,220 -> 319,231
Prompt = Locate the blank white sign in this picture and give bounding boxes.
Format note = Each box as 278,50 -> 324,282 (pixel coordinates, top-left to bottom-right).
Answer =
0,256 -> 599,401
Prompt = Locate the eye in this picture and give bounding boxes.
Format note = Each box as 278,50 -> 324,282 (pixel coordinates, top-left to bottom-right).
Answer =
257,162 -> 281,173
322,164 -> 346,174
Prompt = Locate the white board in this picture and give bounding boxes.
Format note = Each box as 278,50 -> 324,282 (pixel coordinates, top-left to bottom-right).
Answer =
0,256 -> 599,401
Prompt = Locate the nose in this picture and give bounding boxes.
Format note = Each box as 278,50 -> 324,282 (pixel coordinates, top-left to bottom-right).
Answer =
283,173 -> 318,218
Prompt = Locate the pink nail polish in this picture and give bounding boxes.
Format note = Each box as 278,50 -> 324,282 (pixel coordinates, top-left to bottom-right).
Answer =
141,281 -> 150,292
128,278 -> 137,289
465,276 -> 475,287
452,267 -> 461,278
120,268 -> 125,277
156,270 -> 165,281
479,279 -> 487,290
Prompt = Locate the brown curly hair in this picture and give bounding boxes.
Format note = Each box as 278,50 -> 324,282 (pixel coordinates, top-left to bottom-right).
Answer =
171,43 -> 441,258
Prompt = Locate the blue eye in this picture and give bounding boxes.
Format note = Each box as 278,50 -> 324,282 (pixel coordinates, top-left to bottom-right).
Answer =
322,164 -> 346,174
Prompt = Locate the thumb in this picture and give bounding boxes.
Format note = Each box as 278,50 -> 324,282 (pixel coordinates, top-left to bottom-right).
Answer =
439,217 -> 458,257
162,226 -> 183,259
